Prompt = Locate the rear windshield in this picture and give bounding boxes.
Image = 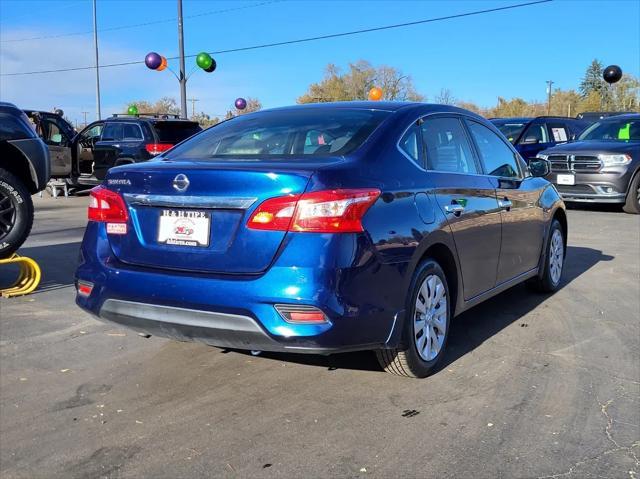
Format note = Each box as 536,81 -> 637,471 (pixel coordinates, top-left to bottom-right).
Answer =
153,121 -> 202,143
165,109 -> 391,160
578,118 -> 640,141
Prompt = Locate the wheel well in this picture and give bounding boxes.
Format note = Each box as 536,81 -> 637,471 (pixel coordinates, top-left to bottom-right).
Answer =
0,142 -> 37,193
421,243 -> 459,314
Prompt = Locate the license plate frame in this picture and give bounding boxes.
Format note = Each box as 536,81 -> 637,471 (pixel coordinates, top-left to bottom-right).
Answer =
557,174 -> 575,186
157,209 -> 211,248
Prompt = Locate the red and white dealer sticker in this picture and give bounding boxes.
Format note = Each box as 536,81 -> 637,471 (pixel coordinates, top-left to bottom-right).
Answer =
106,223 -> 127,235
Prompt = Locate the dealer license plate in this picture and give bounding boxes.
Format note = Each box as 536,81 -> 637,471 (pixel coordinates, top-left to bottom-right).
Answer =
157,209 -> 210,247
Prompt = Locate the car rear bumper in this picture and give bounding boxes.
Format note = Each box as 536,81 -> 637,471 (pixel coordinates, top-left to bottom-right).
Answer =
75,223 -> 406,354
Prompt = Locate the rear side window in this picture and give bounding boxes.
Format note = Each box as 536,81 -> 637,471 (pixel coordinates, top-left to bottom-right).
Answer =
421,117 -> 478,174
165,109 -> 391,160
121,123 -> 143,140
467,120 -> 521,178
102,123 -> 123,141
399,124 -> 421,164
153,121 -> 202,143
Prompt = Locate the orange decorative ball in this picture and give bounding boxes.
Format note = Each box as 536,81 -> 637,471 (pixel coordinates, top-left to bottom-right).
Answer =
157,56 -> 168,71
368,87 -> 383,101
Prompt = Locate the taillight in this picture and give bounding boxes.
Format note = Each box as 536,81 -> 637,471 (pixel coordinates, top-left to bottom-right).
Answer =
88,186 -> 129,223
274,305 -> 328,323
145,143 -> 173,155
247,189 -> 380,233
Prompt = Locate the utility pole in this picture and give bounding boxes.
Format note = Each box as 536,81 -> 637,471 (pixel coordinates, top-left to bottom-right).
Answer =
187,98 -> 199,118
177,0 -> 188,119
81,111 -> 89,126
92,0 -> 101,120
546,80 -> 554,115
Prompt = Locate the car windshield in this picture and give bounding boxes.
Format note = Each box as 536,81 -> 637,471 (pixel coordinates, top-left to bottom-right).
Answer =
578,118 -> 640,141
165,109 -> 391,160
493,122 -> 526,143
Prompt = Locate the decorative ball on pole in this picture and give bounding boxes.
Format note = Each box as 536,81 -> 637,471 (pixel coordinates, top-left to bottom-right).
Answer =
196,52 -> 213,70
603,65 -> 623,84
156,56 -> 168,72
235,97 -> 247,110
204,59 -> 217,73
144,52 -> 163,70
368,86 -> 383,101
127,105 -> 139,116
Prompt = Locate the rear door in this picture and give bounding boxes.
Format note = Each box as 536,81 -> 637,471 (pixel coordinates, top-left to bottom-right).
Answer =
93,122 -> 129,179
518,121 -> 553,161
466,120 -> 545,284
420,115 -> 502,300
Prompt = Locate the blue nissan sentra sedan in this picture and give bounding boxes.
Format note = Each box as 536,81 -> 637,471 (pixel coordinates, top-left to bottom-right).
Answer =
75,102 -> 567,378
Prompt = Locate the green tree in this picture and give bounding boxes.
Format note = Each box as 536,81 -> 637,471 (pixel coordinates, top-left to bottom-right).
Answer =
579,59 -> 604,98
297,60 -> 424,103
224,97 -> 262,120
192,112 -> 220,128
124,97 -> 181,115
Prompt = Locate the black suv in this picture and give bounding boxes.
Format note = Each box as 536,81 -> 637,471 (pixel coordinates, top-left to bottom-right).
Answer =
0,102 -> 50,258
491,116 -> 591,161
538,114 -> 640,214
27,112 -> 202,185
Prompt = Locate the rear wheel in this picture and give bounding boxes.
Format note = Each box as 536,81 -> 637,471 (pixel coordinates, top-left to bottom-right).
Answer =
622,171 -> 640,214
376,260 -> 451,378
0,168 -> 34,258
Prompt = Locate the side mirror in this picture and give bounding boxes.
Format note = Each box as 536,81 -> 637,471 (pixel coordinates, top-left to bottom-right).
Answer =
521,136 -> 539,145
529,159 -> 550,177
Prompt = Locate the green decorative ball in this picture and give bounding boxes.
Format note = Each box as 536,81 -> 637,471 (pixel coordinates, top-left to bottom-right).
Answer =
196,52 -> 213,70
127,105 -> 138,116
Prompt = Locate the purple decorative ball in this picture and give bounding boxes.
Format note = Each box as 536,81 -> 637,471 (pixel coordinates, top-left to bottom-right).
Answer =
145,52 -> 162,70
235,97 -> 247,110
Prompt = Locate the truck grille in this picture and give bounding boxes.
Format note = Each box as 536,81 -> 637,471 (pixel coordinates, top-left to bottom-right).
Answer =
549,155 -> 601,173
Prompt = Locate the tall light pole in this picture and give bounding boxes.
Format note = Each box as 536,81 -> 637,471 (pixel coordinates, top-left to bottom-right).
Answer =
546,80 -> 554,115
92,0 -> 101,120
177,0 -> 188,119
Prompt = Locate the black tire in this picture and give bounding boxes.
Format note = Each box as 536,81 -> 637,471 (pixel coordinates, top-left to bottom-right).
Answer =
376,259 -> 451,378
0,168 -> 34,259
528,219 -> 565,293
622,171 -> 640,214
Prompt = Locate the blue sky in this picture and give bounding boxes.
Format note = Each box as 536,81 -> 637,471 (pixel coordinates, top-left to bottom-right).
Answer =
1,0 -> 638,125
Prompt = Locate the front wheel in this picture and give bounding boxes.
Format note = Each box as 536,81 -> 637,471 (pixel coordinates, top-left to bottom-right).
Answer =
0,168 -> 34,259
376,259 -> 451,378
528,219 -> 565,293
623,172 -> 640,214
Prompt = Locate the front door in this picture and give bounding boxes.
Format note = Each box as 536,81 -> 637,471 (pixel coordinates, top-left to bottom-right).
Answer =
420,116 -> 502,300
466,119 -> 546,284
40,117 -> 72,177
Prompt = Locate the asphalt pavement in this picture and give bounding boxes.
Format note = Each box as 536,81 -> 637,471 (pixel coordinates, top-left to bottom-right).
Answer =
0,195 -> 638,479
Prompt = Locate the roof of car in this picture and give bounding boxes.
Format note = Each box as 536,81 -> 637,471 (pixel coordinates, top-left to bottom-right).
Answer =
256,101 -> 478,115
598,113 -> 640,121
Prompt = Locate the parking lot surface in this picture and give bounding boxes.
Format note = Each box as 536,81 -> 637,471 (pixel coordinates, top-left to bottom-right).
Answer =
0,195 -> 638,479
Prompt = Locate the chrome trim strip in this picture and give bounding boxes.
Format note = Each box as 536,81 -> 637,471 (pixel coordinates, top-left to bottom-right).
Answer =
123,193 -> 257,209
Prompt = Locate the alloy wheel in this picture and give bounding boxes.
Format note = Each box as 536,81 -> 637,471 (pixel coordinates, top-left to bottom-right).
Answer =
549,229 -> 564,285
414,274 -> 447,361
0,191 -> 16,241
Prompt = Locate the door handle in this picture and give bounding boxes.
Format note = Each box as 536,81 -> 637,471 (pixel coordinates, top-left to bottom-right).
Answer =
498,198 -> 513,211
444,202 -> 465,215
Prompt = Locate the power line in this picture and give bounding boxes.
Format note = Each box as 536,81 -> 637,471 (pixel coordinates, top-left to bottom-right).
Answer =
1,0 -> 552,77
0,0 -> 283,43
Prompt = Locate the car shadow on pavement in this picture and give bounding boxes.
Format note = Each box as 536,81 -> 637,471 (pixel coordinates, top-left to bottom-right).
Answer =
0,242 -> 82,293
250,246 -> 614,374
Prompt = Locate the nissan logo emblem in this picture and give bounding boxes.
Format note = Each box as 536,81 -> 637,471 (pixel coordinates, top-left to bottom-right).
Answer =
172,174 -> 190,192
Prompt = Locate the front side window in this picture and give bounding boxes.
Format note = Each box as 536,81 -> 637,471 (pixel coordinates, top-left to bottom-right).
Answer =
42,119 -> 64,145
165,109 -> 391,160
421,117 -> 478,174
82,123 -> 103,140
547,123 -> 569,142
522,123 -> 548,144
467,120 -> 521,178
